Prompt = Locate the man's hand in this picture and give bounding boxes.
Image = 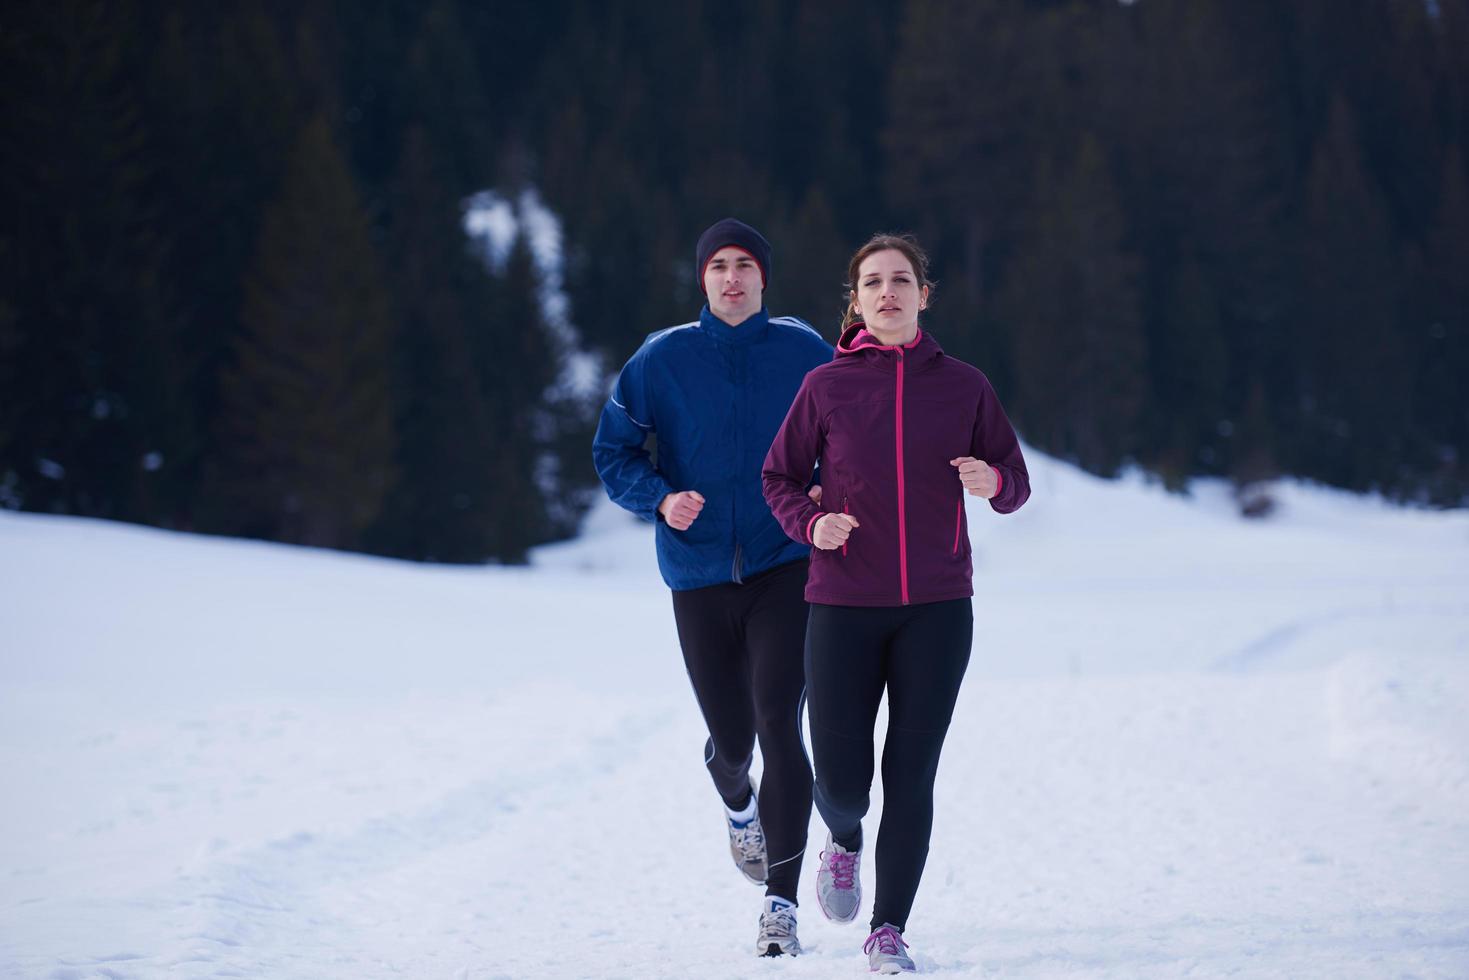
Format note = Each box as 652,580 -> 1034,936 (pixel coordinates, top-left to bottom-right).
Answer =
807,484 -> 823,505
950,457 -> 998,498
658,490 -> 705,531
813,512 -> 860,550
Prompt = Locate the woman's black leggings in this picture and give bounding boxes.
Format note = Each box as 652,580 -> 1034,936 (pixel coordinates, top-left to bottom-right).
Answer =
804,598 -> 973,931
671,558 -> 813,902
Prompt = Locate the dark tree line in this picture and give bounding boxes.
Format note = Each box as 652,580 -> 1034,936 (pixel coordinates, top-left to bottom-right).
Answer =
2,0 -> 583,561
2,1 -> 1466,565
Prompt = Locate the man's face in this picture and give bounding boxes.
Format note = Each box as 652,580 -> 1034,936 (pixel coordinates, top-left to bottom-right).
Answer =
703,246 -> 764,326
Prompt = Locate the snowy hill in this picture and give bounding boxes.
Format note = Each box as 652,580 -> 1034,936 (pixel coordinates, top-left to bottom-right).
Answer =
2,453 -> 1467,978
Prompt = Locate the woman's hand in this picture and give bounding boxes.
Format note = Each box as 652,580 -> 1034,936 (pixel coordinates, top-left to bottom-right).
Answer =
813,512 -> 860,550
950,457 -> 998,498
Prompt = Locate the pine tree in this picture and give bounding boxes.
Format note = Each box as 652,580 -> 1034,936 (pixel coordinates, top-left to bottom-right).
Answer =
766,187 -> 848,334
367,126 -> 500,562
1002,136 -> 1146,476
0,0 -> 186,522
216,115 -> 396,549
1298,96 -> 1409,491
396,0 -> 495,192
475,228 -> 562,561
1152,250 -> 1228,485
1105,0 -> 1295,480
1444,1 -> 1469,152
885,0 -> 1039,340
0,282 -> 17,503
143,7 -> 302,532
1419,146 -> 1469,500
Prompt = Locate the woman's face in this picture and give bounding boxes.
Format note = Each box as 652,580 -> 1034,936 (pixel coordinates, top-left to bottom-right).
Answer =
854,248 -> 927,338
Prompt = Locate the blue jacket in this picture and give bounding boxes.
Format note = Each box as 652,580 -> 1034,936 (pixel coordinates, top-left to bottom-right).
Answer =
593,305 -> 833,590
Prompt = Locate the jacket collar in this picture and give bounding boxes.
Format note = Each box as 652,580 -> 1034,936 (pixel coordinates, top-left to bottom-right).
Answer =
699,304 -> 771,345
835,321 -> 944,371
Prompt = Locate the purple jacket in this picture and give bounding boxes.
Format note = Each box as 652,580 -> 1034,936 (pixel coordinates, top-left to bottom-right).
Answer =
762,323 -> 1029,606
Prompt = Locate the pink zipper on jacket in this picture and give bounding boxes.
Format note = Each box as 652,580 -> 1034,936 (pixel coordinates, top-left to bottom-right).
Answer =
842,496 -> 850,557
953,495 -> 963,554
896,348 -> 909,604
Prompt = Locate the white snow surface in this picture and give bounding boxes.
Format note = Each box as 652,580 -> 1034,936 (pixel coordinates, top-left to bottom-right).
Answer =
3,453 -> 1468,978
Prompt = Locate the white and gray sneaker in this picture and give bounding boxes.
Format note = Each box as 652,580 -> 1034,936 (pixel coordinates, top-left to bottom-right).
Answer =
755,896 -> 801,957
816,831 -> 862,922
864,923 -> 914,974
726,781 -> 767,885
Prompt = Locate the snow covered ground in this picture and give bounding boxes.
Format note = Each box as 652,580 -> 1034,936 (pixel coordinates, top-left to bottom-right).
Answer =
2,452 -> 1467,978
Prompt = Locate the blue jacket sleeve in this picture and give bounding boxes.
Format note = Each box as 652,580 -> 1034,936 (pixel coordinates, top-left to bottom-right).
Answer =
592,347 -> 676,522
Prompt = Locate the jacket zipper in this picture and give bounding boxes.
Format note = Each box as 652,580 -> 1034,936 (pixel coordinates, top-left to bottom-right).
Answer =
953,495 -> 963,555
732,346 -> 744,585
842,496 -> 849,557
896,349 -> 909,604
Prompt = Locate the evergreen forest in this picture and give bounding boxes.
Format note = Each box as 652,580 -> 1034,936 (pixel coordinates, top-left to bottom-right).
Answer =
3,0 -> 1467,562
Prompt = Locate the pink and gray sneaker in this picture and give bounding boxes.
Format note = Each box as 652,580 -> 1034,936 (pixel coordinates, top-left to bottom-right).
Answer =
815,831 -> 862,922
864,923 -> 914,974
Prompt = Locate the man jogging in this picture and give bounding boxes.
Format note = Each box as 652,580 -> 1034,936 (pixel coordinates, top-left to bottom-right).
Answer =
593,218 -> 831,957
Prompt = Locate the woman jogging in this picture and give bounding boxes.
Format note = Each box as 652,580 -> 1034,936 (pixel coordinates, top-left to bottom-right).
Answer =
762,233 -> 1030,973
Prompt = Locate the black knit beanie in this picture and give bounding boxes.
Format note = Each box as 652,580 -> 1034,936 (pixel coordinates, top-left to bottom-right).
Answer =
695,218 -> 771,293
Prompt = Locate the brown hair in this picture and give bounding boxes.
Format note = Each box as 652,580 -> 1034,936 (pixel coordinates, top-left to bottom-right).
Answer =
842,233 -> 936,331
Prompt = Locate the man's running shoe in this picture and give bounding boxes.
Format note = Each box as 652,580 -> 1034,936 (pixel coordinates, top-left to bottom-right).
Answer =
755,896 -> 800,957
726,779 -> 766,884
